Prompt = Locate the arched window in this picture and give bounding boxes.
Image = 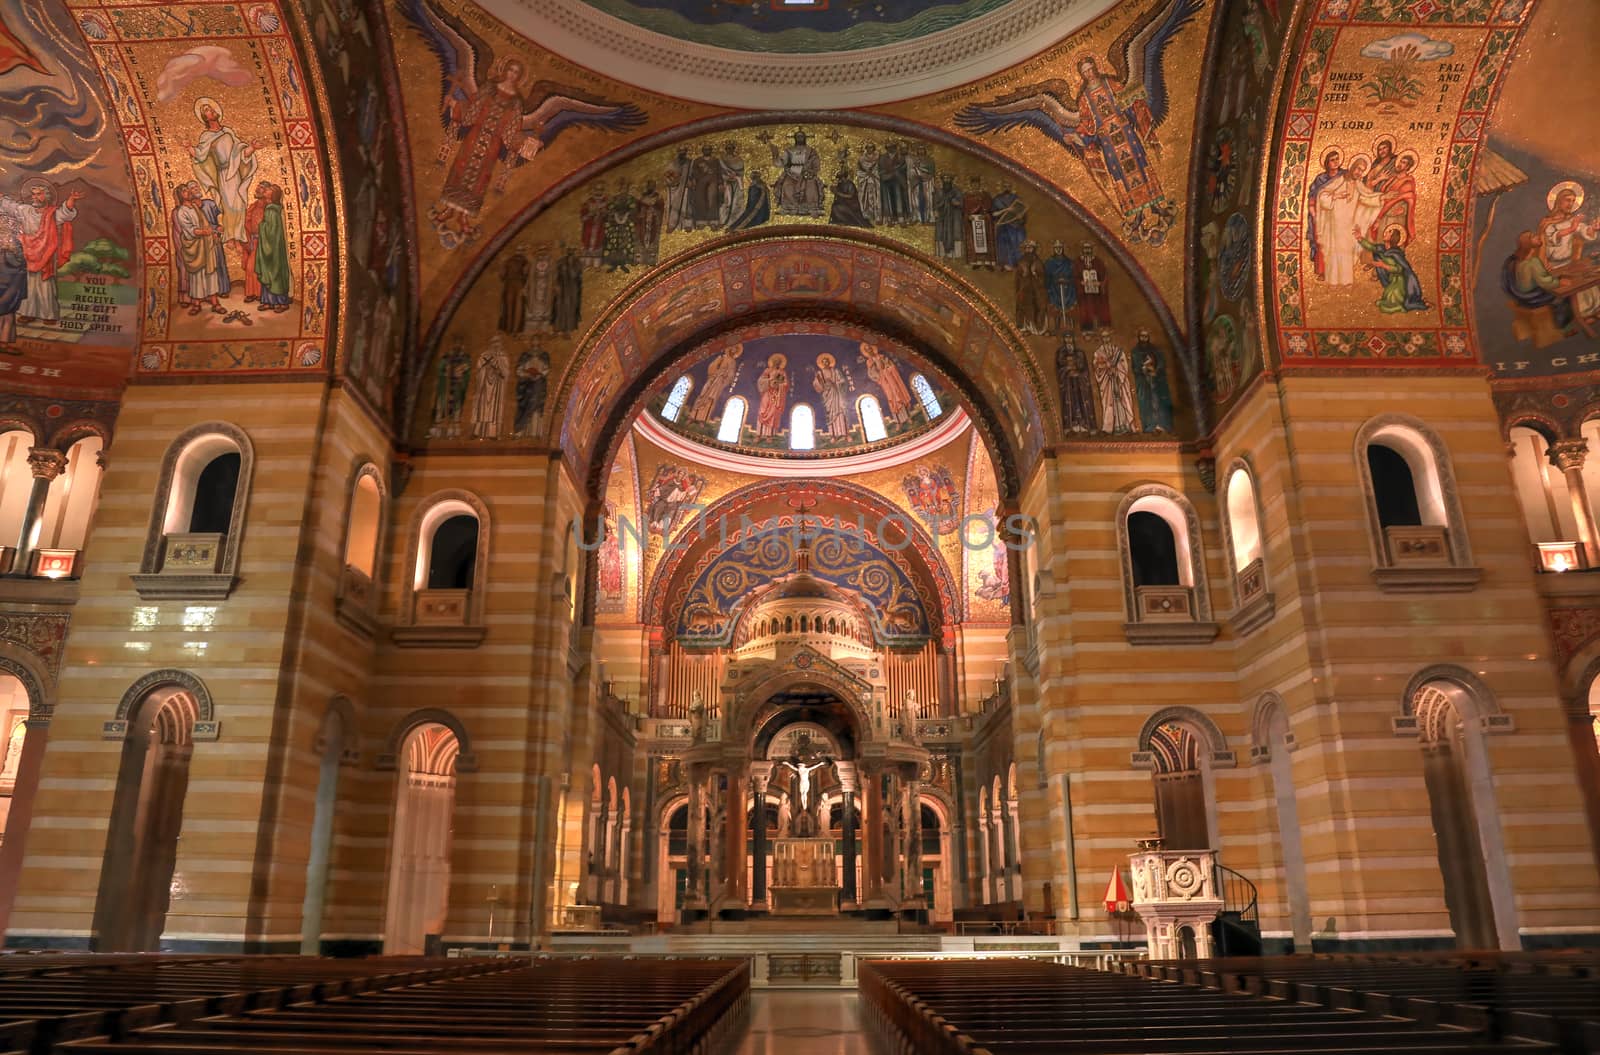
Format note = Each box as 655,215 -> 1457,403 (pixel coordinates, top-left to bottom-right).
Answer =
1128,511 -> 1180,586
1355,416 -> 1478,589
0,430 -> 34,555
790,405 -> 815,450
136,423 -> 254,599
661,375 -> 693,422
717,397 -> 747,443
858,395 -> 888,442
397,492 -> 490,645
1368,445 -> 1422,528
1220,461 -> 1273,630
188,452 -> 240,534
345,471 -> 383,578
1224,466 -> 1263,570
1507,426 -> 1576,550
337,466 -> 387,636
910,374 -> 943,419
36,435 -> 105,560
427,516 -> 478,589
1117,486 -> 1217,643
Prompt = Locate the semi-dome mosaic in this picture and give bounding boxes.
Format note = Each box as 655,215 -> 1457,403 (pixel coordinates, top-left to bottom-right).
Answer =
648,331 -> 955,460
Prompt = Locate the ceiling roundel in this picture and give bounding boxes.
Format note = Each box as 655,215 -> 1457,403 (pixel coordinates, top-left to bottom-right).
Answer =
467,0 -> 1121,109
572,0 -> 1016,53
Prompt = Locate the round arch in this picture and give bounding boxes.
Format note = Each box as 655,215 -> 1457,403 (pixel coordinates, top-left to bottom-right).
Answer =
415,108 -> 1186,371
0,651 -> 51,721
1399,665 -> 1503,725
1250,691 -> 1292,759
728,664 -> 875,752
113,669 -> 217,740
46,418 -> 113,452
377,707 -> 478,773
559,234 -> 1047,503
1501,413 -> 1564,445
1136,705 -> 1230,761
639,477 -> 960,631
316,694 -> 361,766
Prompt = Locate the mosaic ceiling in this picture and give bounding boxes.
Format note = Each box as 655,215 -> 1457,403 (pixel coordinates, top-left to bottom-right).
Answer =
646,331 -> 954,460
571,0 -> 1019,52
7,0 -> 1594,467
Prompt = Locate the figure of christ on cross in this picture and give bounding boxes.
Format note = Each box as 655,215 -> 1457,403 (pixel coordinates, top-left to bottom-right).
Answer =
781,752 -> 834,838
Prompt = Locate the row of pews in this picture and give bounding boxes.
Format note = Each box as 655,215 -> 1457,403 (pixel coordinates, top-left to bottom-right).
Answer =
1121,953 -> 1600,1055
0,953 -> 747,1054
860,956 -> 1576,1054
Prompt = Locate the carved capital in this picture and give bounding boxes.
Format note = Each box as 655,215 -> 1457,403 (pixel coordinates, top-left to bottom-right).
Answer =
26,448 -> 67,481
1551,438 -> 1590,473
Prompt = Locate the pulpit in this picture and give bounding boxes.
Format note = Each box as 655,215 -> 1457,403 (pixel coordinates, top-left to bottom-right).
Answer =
769,837 -> 840,915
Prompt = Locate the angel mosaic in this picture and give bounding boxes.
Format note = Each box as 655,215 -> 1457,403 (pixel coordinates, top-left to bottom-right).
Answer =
954,0 -> 1203,246
398,0 -> 647,249
902,464 -> 960,535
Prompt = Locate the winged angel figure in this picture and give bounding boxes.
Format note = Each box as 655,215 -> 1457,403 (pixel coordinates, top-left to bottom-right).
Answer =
398,0 -> 646,249
955,0 -> 1202,246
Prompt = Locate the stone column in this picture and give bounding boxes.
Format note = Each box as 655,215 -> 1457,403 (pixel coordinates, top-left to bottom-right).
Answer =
1002,793 -> 1022,902
723,766 -> 748,906
13,448 -> 67,572
841,769 -> 859,905
1550,439 -> 1600,566
861,763 -> 883,901
903,769 -> 923,906
684,772 -> 705,909
881,767 -> 902,901
750,770 -> 769,906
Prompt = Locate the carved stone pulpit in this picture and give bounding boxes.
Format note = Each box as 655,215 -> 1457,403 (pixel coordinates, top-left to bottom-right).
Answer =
1128,843 -> 1223,959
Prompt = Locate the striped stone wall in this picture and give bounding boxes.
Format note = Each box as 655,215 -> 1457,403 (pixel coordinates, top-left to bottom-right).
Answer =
8,381 -> 336,949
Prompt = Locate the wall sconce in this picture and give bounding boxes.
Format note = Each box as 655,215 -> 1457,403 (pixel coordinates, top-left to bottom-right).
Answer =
1537,541 -> 1583,573
31,549 -> 78,580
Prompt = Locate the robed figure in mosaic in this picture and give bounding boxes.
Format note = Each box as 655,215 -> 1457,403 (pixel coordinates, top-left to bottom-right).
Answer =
954,0 -> 1202,244
398,0 -> 644,246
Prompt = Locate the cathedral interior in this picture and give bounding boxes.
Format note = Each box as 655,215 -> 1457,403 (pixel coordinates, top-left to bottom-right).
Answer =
1,0 -> 1599,1050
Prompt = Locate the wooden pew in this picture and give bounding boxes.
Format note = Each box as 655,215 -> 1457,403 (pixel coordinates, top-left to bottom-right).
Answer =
1124,952 -> 1600,1054
0,955 -> 513,1054
860,958 -> 1557,1055
58,956 -> 749,1055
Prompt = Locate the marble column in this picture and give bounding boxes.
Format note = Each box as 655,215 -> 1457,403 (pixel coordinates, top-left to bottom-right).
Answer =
750,770 -> 769,906
723,767 -> 748,906
684,773 -> 705,908
904,769 -> 923,906
841,774 -> 859,905
13,448 -> 66,573
861,763 -> 883,901
1550,439 -> 1600,566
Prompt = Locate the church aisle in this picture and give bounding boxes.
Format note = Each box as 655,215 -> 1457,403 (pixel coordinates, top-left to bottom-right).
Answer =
732,990 -> 876,1054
